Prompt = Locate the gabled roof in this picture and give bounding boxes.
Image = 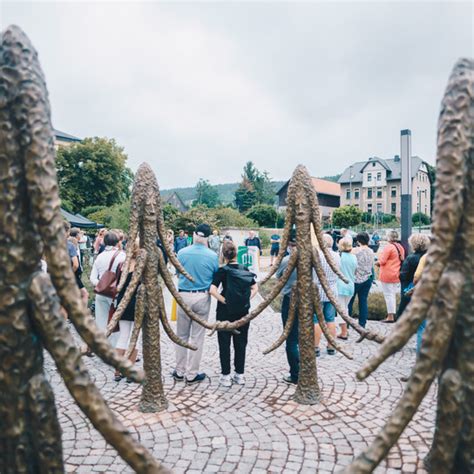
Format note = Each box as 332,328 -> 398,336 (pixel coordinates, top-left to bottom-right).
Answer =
54,129 -> 82,142
311,177 -> 341,196
338,156 -> 424,184
164,192 -> 188,211
276,177 -> 341,197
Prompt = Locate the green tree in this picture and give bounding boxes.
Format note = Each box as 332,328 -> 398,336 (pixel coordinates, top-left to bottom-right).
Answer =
56,137 -> 133,213
234,162 -> 275,211
332,205 -> 362,228
246,204 -> 278,227
234,177 -> 257,212
86,201 -> 131,231
426,163 -> 436,215
412,212 -> 430,226
192,179 -> 220,208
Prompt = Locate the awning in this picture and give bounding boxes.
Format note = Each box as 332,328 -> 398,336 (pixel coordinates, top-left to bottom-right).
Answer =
61,209 -> 104,229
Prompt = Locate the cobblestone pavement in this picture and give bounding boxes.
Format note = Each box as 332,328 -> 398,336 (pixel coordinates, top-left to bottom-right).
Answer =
46,291 -> 435,473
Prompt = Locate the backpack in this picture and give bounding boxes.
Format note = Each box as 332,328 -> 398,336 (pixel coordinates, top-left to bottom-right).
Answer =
224,264 -> 256,318
94,250 -> 123,298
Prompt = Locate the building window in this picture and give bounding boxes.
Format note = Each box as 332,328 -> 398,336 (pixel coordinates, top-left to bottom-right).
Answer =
354,203 -> 359,207
367,188 -> 373,199
377,188 -> 382,198
424,205 -> 427,214
391,186 -> 396,197
354,188 -> 360,199
367,173 -> 372,182
391,203 -> 396,214
377,172 -> 382,181
346,189 -> 351,200
377,203 -> 383,213
367,203 -> 372,214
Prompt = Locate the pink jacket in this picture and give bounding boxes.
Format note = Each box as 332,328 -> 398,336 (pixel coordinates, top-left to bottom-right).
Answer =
378,242 -> 405,283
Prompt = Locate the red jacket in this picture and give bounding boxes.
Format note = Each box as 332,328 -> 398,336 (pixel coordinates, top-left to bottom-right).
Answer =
378,242 -> 405,283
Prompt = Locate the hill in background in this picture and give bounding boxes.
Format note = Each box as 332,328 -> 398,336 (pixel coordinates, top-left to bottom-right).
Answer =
161,175 -> 341,205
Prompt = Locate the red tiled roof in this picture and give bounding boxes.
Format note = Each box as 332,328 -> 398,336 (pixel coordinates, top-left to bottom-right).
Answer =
311,177 -> 341,196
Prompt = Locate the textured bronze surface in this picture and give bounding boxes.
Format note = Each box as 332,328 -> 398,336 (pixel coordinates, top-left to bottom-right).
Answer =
0,25 -> 161,473
346,59 -> 474,473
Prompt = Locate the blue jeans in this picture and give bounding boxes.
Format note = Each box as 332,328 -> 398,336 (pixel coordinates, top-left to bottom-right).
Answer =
281,294 -> 299,383
416,320 -> 426,353
313,301 -> 336,324
348,278 -> 372,327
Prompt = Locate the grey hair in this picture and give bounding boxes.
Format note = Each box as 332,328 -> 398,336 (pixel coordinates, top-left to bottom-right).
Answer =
409,233 -> 430,252
322,233 -> 333,248
387,230 -> 399,242
194,234 -> 208,245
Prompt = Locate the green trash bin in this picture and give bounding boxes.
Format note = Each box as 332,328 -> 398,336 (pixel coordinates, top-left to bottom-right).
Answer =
237,246 -> 253,268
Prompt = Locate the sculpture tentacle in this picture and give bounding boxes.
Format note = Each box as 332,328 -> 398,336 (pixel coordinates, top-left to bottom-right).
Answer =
312,249 -> 384,344
28,272 -> 163,473
124,284 -> 146,360
345,267 -> 463,473
107,249 -> 147,336
263,287 -> 298,355
311,283 -> 352,360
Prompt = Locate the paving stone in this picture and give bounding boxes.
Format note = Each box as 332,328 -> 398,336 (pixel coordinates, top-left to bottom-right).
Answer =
46,292 -> 436,473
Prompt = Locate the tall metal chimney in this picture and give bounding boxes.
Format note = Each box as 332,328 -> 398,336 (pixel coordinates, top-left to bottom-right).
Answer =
400,129 -> 412,251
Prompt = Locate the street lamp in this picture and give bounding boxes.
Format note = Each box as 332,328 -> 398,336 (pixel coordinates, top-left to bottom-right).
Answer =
349,165 -> 354,206
417,189 -> 427,232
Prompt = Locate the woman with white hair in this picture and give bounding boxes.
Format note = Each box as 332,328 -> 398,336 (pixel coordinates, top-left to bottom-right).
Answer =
375,230 -> 405,323
396,233 -> 430,319
335,238 -> 357,339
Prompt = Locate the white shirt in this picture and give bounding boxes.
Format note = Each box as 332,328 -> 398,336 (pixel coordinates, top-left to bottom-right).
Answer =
314,249 -> 341,302
90,246 -> 126,286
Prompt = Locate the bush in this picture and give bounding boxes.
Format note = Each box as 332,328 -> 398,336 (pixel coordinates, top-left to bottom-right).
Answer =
332,205 -> 362,228
276,211 -> 286,228
212,206 -> 256,228
412,212 -> 430,225
172,205 -> 219,234
86,202 -> 130,231
259,230 -> 271,249
246,204 -> 278,227
81,205 -> 107,218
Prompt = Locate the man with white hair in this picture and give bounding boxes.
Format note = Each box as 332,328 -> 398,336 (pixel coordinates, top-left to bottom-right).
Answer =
172,223 -> 219,384
313,233 -> 341,356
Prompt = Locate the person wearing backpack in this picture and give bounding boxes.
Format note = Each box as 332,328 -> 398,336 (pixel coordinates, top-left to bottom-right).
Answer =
375,230 -> 405,323
90,231 -> 126,347
210,241 -> 258,387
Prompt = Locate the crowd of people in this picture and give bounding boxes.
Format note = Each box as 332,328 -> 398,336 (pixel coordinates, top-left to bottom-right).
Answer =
55,220 -> 429,389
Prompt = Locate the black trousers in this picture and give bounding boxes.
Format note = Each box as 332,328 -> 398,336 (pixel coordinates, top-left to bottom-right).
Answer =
218,323 -> 250,375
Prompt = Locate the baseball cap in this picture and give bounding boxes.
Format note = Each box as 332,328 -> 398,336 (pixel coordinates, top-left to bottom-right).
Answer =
195,223 -> 211,238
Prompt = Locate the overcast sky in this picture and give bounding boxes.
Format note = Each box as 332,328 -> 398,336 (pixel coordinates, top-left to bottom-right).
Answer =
2,1 -> 472,188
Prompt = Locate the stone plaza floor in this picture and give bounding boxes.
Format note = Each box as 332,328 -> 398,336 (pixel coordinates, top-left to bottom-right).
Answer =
46,292 -> 435,473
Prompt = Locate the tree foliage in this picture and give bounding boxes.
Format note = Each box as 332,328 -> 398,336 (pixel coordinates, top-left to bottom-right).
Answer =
246,204 -> 278,227
212,207 -> 256,228
192,179 -> 220,208
56,137 -> 133,213
86,202 -> 131,232
234,161 -> 275,212
332,205 -> 363,228
412,212 -> 431,225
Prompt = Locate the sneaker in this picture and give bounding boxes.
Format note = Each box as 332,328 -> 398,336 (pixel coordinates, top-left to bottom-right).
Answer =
232,373 -> 245,385
282,375 -> 297,385
327,348 -> 336,355
186,373 -> 206,384
315,348 -> 321,357
219,374 -> 232,387
171,370 -> 184,382
114,374 -> 123,382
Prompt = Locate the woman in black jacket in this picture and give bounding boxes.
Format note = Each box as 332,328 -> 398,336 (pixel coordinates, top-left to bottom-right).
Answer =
396,233 -> 430,319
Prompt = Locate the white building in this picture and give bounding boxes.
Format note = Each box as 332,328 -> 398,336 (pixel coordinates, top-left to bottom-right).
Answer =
338,155 -> 431,217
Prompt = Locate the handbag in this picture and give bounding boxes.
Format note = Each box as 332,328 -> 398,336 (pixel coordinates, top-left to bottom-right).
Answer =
94,250 -> 121,298
107,302 -> 120,333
